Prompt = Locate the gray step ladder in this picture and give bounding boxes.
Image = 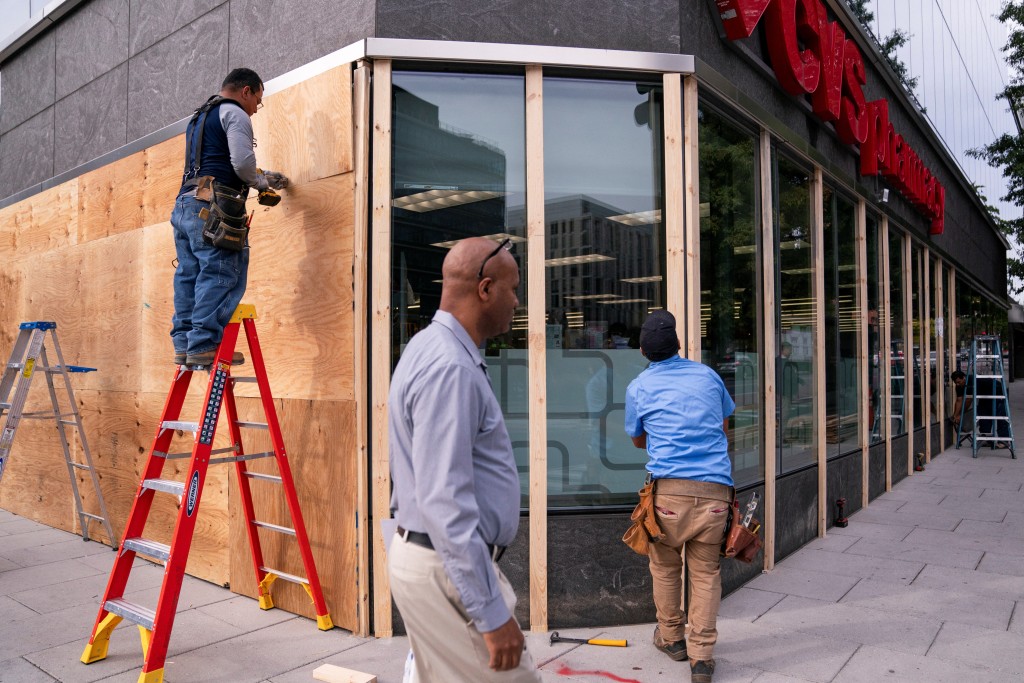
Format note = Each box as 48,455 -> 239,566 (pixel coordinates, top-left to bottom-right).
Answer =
955,335 -> 1015,459
0,322 -> 116,544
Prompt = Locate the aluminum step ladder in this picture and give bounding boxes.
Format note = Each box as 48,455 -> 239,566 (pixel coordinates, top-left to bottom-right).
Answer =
80,304 -> 332,683
0,321 -> 115,544
956,335 -> 1015,459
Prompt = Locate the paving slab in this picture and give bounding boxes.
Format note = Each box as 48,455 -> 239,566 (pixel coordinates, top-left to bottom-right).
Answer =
0,558 -> 102,596
911,563 -> 1024,600
0,657 -> 58,682
717,587 -> 786,622
713,618 -> 859,682
1,593 -> 39,621
0,600 -> 101,659
849,507 -> 962,531
755,595 -> 941,656
823,520 -> 914,541
0,527 -> 76,554
1011,604 -> 1023,635
977,551 -> 1024,577
750,673 -> 817,682
196,594 -> 299,632
266,637 -> 414,683
0,518 -> 51,536
832,644 -> 1015,682
841,537 -> 984,570
125,574 -> 235,612
902,527 -> 1024,556
799,533 -> 859,553
1,538 -> 115,569
961,472 -> 1024,491
879,488 -> 947,505
840,577 -> 1014,630
746,566 -> 861,602
11,563 -> 166,615
979,487 -> 1024,505
859,497 -> 905,512
929,621 -> 1024,676
775,548 -> 923,585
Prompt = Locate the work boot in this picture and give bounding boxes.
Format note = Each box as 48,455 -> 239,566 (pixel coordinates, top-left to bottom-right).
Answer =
690,659 -> 715,683
653,626 -> 687,661
173,351 -> 186,365
185,351 -> 245,368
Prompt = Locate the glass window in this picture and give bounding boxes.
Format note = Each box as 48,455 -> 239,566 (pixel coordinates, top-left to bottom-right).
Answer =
389,71 -> 530,501
823,186 -> 861,457
775,154 -> 815,473
912,245 -> 923,429
542,76 -> 665,507
698,103 -> 761,488
867,213 -> 884,445
889,231 -> 906,436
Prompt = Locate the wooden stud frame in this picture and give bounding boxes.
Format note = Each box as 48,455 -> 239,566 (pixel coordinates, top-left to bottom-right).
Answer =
949,266 -> 957,433
856,199 -> 869,508
525,64 -> 548,633
352,61 -> 372,637
679,74 -> 699,356
880,217 -> 892,491
923,247 -> 931,463
903,235 -> 914,475
759,130 -> 777,570
812,167 -> 826,536
370,58 -> 393,637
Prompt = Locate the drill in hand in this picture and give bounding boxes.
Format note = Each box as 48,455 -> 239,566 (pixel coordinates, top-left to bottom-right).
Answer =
256,168 -> 288,206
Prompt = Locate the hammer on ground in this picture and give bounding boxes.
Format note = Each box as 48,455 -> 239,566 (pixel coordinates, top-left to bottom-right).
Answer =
550,631 -> 627,647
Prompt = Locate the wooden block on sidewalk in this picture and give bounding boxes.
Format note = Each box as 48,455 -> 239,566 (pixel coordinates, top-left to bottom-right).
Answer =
312,664 -> 377,683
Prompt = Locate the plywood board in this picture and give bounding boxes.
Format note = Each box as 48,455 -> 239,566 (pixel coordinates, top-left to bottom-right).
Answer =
142,137 -> 187,227
0,181 -> 78,260
681,74 -> 700,359
140,221 -> 179,394
251,65 -> 353,185
78,153 -> 147,243
228,397 -> 358,632
759,130 -> 777,570
811,168 -> 825,536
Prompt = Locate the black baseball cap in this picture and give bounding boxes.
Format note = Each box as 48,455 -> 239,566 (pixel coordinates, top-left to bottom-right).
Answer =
640,310 -> 680,361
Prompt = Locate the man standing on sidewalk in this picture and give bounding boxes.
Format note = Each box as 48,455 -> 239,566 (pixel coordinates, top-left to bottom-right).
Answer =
625,310 -> 735,683
387,237 -> 540,682
170,68 -> 289,367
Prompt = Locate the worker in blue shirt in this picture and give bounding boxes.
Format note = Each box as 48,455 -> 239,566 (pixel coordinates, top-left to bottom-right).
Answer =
625,310 -> 735,683
388,237 -> 540,682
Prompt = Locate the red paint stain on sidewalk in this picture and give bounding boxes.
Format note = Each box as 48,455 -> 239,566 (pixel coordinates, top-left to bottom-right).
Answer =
554,664 -> 643,683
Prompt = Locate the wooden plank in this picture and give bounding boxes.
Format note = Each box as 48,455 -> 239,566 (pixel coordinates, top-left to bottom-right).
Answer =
811,167 -> 825,536
228,397 -> 358,631
0,180 -> 78,260
0,257 -> 26,354
140,221 -> 178,395
935,259 -> 944,450
880,217 -> 892,491
251,65 -> 354,185
759,130 -> 777,570
370,58 -> 394,638
923,247 -> 931,463
313,664 -> 377,683
681,74 -> 700,358
525,63 -> 548,633
856,200 -> 869,508
142,137 -> 186,227
903,235 -> 913,475
351,62 -> 372,638
78,153 -> 146,243
237,174 -> 354,402
948,265 -> 957,432
663,72 -> 683,319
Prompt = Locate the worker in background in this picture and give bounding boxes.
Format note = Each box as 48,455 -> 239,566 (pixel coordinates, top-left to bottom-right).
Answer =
387,237 -> 541,683
170,68 -> 289,367
625,310 -> 735,683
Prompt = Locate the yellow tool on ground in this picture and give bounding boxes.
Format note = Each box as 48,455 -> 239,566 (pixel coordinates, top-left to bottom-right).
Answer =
550,631 -> 627,647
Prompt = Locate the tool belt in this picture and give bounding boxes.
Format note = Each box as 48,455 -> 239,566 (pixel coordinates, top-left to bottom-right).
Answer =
198,179 -> 249,252
621,477 -> 664,555
722,496 -> 762,563
396,526 -> 507,563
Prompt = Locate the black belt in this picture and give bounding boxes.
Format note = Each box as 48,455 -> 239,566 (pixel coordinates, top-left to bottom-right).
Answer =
397,526 -> 506,563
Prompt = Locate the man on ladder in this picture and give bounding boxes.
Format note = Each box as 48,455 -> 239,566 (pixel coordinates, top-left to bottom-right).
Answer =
170,67 -> 289,368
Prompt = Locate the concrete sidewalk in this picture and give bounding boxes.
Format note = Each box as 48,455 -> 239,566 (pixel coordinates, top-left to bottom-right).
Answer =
3,386 -> 1024,682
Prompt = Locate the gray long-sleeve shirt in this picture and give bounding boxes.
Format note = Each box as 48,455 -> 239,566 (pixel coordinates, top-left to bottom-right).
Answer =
219,105 -> 268,191
388,310 -> 521,632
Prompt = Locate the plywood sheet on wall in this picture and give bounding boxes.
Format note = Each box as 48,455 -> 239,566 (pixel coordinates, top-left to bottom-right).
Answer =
0,181 -> 79,260
228,397 -> 357,631
254,66 -> 354,185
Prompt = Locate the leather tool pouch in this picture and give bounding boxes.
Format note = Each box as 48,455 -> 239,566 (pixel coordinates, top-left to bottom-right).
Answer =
201,184 -> 248,252
622,480 -> 664,556
722,498 -> 763,563
194,175 -> 215,202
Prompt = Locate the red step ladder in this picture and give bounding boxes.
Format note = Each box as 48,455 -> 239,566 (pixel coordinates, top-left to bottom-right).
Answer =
81,305 -> 332,683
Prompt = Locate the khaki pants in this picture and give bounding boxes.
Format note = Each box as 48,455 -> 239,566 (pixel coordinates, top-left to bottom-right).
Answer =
388,535 -> 542,683
649,485 -> 730,661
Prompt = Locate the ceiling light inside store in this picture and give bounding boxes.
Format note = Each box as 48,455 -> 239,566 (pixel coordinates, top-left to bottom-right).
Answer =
733,245 -> 756,255
394,189 -> 503,213
545,254 -> 615,267
598,298 -> 649,304
565,294 -> 620,301
700,203 -> 711,218
431,232 -> 526,249
621,275 -> 663,283
780,239 -> 810,250
606,209 -> 662,226
781,268 -> 813,275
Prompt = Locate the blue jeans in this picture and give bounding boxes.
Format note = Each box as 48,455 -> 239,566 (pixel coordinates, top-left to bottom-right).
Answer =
170,194 -> 249,355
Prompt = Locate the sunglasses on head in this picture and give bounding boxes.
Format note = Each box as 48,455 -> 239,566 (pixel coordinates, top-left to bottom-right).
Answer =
477,237 -> 513,279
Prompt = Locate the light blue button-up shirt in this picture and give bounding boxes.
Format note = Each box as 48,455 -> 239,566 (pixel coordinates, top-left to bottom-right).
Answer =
624,355 -> 736,486
388,310 -> 520,632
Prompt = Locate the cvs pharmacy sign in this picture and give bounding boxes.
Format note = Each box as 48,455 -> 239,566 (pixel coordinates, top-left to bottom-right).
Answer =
716,0 -> 945,234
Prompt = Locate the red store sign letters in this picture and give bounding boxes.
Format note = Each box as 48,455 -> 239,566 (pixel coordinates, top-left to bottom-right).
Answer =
716,0 -> 945,234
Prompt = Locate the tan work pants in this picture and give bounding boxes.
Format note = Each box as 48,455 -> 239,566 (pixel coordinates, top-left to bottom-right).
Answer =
649,485 -> 730,661
388,534 -> 542,683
